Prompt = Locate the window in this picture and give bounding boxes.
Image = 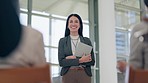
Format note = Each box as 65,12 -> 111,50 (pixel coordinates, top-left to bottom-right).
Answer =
20,13 -> 27,26
32,15 -> 50,46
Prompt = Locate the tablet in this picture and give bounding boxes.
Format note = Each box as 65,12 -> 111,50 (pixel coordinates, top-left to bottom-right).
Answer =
74,42 -> 92,57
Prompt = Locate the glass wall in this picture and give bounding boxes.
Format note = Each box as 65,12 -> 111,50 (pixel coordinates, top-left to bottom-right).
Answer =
19,0 -> 90,82
115,0 -> 140,59
114,0 -> 141,83
19,0 -> 143,83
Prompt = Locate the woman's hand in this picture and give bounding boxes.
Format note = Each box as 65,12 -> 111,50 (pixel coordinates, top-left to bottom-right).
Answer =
66,55 -> 76,59
117,60 -> 127,73
79,54 -> 92,63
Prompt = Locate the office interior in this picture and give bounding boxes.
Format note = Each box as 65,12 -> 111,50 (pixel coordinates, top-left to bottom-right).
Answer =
19,0 -> 146,83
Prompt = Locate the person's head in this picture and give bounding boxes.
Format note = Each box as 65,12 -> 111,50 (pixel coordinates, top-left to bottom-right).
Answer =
144,0 -> 148,8
11,0 -> 20,16
65,14 -> 83,37
0,0 -> 22,58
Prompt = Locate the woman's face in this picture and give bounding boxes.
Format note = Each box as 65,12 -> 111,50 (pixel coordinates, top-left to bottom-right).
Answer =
68,16 -> 80,33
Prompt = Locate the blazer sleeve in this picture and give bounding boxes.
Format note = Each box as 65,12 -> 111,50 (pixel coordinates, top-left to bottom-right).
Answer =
129,25 -> 144,69
58,38 -> 80,67
80,37 -> 95,66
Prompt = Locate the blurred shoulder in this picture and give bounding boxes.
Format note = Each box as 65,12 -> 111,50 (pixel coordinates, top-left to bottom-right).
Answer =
22,25 -> 42,37
132,22 -> 147,33
131,22 -> 148,38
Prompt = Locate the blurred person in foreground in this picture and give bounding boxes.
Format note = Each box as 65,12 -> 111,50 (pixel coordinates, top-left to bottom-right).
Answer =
0,0 -> 46,68
118,0 -> 148,73
129,0 -> 148,70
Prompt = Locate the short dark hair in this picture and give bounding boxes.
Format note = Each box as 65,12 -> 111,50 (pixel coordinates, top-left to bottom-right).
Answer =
0,0 -> 22,58
144,0 -> 148,7
64,14 -> 83,37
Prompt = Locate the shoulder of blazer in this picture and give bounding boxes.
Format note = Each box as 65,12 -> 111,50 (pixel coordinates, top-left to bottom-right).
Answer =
80,36 -> 92,45
83,37 -> 90,41
80,36 -> 89,41
59,36 -> 70,44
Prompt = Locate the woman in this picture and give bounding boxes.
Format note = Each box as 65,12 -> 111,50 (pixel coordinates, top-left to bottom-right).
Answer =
58,14 -> 95,83
0,0 -> 46,68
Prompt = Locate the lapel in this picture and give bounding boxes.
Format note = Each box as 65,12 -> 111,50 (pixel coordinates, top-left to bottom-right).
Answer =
79,36 -> 85,43
66,36 -> 86,55
66,36 -> 72,55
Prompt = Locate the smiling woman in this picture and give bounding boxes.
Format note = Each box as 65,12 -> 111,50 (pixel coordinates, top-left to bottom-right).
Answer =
58,14 -> 95,83
68,16 -> 80,34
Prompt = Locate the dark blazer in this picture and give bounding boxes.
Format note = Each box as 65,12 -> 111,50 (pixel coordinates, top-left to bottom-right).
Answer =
58,36 -> 95,77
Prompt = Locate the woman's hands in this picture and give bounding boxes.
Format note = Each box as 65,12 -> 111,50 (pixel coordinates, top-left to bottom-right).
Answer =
79,54 -> 92,63
117,60 -> 127,73
65,54 -> 92,63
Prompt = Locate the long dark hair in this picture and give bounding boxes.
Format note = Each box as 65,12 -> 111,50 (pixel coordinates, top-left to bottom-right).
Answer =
144,0 -> 148,7
0,0 -> 22,58
64,14 -> 83,37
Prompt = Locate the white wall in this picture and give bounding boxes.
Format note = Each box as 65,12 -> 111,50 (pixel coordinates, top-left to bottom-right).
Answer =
98,0 -> 117,83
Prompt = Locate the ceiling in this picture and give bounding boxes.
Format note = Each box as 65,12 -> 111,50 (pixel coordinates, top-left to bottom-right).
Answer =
115,0 -> 140,9
19,0 -> 141,26
20,0 -> 88,20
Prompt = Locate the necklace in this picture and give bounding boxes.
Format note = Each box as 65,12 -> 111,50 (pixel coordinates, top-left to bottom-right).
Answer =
71,38 -> 79,48
71,37 -> 79,51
